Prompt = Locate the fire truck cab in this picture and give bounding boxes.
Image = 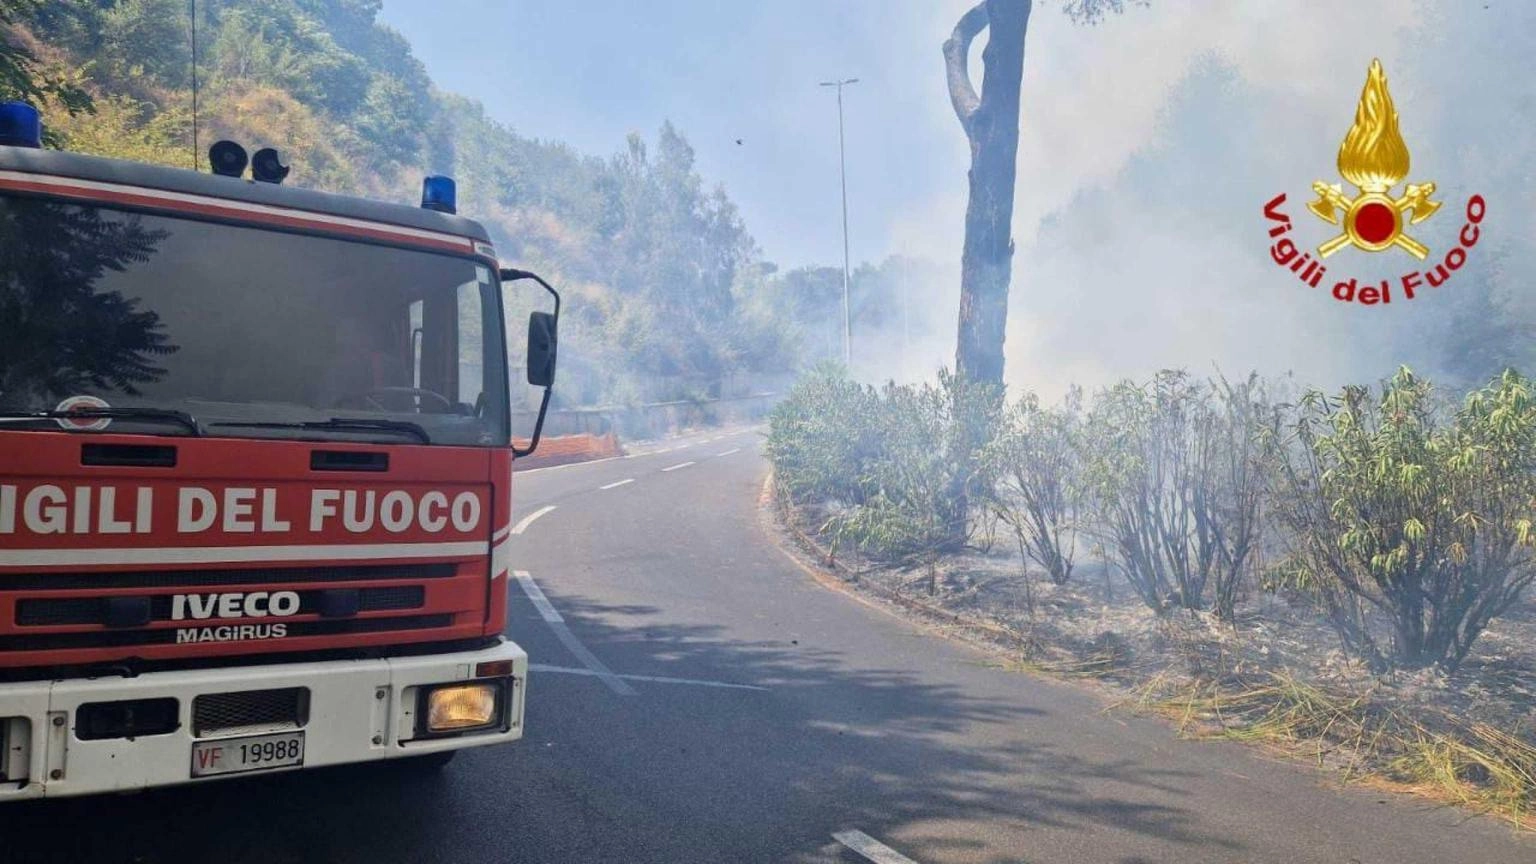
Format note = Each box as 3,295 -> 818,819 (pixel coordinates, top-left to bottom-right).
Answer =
0,102 -> 558,799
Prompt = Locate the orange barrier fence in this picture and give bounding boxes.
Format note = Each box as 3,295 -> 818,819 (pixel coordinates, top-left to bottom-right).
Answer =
511,393 -> 778,469
512,431 -> 622,469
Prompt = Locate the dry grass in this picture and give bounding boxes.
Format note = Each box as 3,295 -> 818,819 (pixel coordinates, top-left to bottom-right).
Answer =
1390,721 -> 1536,825
1135,671 -> 1536,827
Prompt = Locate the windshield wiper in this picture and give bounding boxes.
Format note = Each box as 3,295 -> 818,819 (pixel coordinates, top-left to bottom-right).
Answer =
207,418 -> 432,444
0,408 -> 203,436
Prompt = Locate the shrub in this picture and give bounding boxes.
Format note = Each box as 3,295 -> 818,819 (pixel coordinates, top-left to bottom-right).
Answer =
765,364 -> 880,508
1207,374 -> 1270,621
767,367 -> 998,562
1079,371 -> 1268,617
1266,368 -> 1536,672
982,387 -> 1083,584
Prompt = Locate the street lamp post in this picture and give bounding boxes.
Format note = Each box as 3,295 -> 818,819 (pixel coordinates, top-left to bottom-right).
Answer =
820,77 -> 858,368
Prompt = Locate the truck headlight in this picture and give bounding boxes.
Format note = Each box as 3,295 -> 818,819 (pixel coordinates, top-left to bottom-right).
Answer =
422,682 -> 501,734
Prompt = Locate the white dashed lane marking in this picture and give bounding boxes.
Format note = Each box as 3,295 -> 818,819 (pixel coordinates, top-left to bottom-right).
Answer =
833,830 -> 922,864
510,504 -> 556,535
599,478 -> 635,490
661,461 -> 695,472
717,448 -> 741,456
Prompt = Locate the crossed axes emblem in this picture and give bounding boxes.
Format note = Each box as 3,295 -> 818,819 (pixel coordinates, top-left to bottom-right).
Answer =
1306,180 -> 1442,260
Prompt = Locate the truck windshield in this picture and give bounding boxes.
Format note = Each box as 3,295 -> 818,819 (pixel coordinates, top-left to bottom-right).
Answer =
0,194 -> 508,447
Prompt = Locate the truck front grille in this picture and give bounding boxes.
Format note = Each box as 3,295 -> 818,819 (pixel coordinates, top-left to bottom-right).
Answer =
16,586 -> 426,626
194,687 -> 309,737
0,559 -> 480,669
0,614 -> 454,652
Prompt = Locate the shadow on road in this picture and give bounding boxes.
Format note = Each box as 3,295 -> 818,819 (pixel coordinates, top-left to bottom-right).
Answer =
515,591 -> 1238,863
1,593 -> 1238,864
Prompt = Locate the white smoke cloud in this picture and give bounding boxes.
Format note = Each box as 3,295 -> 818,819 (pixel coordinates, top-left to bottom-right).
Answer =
885,0 -> 1536,398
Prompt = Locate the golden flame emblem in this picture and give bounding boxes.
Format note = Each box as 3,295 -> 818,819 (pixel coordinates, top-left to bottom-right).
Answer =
1307,59 -> 1441,259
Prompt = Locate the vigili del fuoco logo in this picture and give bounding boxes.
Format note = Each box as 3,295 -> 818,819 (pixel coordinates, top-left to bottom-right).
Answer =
1262,58 -> 1485,306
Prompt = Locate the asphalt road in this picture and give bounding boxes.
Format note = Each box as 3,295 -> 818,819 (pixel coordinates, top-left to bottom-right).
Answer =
6,427 -> 1534,863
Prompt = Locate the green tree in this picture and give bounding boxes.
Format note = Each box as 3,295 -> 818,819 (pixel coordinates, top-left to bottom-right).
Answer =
100,0 -> 190,88
775,266 -> 843,364
0,0 -> 93,144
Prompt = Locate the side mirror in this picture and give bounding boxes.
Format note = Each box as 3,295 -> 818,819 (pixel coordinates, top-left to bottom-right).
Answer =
501,267 -> 561,458
527,311 -> 557,388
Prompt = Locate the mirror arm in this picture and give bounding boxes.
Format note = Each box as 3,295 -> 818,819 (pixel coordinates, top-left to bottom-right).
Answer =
500,268 -> 561,320
502,268 -> 561,459
512,385 -> 552,458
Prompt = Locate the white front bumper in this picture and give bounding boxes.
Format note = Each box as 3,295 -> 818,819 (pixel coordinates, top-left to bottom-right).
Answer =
0,638 -> 525,801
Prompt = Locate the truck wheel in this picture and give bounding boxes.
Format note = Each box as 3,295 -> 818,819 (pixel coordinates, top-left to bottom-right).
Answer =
401,750 -> 457,772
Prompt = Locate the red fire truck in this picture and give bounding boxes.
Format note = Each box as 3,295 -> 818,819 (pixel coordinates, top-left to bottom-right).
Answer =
0,101 -> 558,799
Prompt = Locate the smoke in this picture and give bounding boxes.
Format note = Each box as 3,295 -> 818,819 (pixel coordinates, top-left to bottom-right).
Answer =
871,0 -> 1533,399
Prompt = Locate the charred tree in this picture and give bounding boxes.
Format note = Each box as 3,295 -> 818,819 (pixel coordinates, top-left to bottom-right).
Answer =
940,0 -> 1138,539
941,0 -> 1030,541
944,0 -> 1030,387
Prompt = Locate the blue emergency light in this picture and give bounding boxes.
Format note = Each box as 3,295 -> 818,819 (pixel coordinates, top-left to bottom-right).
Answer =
0,101 -> 43,149
421,175 -> 457,214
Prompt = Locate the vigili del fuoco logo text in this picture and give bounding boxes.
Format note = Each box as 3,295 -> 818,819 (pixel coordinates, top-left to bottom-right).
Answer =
1262,59 -> 1485,306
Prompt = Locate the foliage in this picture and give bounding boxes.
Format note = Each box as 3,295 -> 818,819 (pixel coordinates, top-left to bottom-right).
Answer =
765,364 -> 877,508
982,387 -> 1082,584
768,367 -> 998,562
1061,0 -> 1150,25
43,92 -> 189,166
0,0 -> 93,146
1266,367 -> 1536,672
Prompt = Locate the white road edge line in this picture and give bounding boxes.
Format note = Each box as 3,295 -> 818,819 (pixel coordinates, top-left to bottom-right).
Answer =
514,572 -> 636,696
510,505 -> 556,535
599,478 -> 635,490
716,448 -> 741,456
513,571 -> 563,623
833,830 -> 921,864
661,461 -> 695,472
529,663 -> 768,692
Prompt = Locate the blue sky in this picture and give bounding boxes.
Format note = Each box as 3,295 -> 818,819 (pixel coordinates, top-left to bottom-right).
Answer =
378,0 -> 961,271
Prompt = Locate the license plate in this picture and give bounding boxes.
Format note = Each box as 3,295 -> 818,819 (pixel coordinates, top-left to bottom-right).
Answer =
191,731 -> 305,778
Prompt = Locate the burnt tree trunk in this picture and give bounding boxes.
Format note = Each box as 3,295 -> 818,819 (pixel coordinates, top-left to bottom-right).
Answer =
946,0 -> 1030,386
942,0 -> 1030,540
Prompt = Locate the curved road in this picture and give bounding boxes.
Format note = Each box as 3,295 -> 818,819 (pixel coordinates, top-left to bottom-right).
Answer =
6,428 -> 1533,862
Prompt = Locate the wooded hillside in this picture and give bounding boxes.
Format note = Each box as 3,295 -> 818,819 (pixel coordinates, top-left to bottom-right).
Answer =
5,0 -> 810,406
